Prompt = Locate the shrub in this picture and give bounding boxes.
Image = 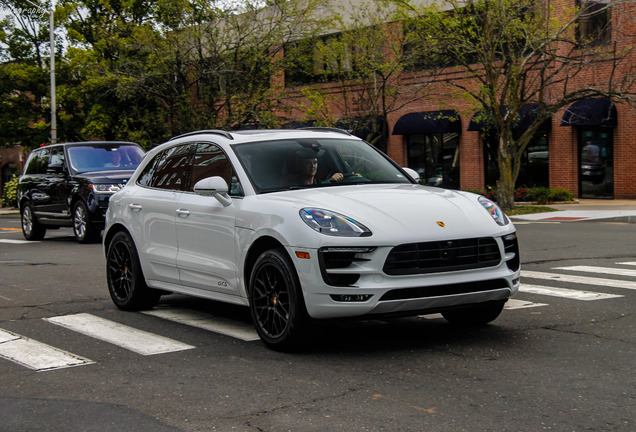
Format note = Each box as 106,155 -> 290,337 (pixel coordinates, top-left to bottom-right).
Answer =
2,175 -> 18,208
465,186 -> 574,204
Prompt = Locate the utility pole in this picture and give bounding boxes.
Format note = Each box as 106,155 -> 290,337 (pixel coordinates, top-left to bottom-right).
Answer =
49,2 -> 56,143
22,0 -> 56,143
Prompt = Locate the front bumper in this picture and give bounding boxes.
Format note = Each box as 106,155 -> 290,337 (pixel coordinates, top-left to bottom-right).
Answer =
289,234 -> 520,319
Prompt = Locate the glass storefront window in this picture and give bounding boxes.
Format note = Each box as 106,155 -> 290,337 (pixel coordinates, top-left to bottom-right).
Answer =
579,128 -> 613,198
407,133 -> 460,189
483,132 -> 550,189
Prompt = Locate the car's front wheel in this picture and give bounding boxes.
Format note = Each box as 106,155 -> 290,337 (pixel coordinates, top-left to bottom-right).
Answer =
249,249 -> 310,351
106,231 -> 161,310
73,201 -> 100,243
21,202 -> 46,240
441,300 -> 506,326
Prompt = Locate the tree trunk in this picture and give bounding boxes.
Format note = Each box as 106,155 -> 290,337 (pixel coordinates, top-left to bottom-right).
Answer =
496,137 -> 516,212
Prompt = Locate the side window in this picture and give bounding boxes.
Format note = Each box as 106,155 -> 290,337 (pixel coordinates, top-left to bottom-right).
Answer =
24,149 -> 50,175
137,144 -> 195,191
191,143 -> 242,196
48,147 -> 65,170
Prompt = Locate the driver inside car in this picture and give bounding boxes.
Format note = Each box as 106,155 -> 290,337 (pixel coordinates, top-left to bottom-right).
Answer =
282,148 -> 360,186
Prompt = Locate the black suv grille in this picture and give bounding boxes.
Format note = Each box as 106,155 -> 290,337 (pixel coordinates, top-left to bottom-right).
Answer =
383,237 -> 501,275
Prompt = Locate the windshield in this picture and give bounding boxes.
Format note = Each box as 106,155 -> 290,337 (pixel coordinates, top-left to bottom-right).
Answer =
67,145 -> 144,173
233,138 -> 412,193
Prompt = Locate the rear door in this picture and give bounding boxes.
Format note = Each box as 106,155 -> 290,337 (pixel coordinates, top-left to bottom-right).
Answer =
130,143 -> 195,287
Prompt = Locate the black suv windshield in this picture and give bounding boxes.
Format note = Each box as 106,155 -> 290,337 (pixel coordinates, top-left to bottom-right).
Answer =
67,145 -> 144,173
233,138 -> 413,193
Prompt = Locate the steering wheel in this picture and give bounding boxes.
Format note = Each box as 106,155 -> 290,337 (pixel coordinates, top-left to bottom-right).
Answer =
327,172 -> 370,183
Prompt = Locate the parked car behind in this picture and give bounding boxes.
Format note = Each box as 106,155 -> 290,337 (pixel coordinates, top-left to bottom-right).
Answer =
103,128 -> 520,351
18,141 -> 144,243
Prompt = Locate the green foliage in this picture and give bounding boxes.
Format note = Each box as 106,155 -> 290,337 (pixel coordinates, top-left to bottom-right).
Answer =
2,175 -> 19,208
466,186 -> 574,205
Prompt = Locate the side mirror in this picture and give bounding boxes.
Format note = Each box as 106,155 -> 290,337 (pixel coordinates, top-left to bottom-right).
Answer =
402,167 -> 420,183
193,176 -> 232,207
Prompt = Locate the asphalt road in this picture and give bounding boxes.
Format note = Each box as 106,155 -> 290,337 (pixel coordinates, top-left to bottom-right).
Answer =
0,215 -> 634,432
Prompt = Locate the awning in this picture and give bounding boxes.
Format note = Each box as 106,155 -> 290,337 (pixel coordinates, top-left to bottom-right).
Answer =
392,110 -> 461,135
560,98 -> 617,127
467,104 -> 552,132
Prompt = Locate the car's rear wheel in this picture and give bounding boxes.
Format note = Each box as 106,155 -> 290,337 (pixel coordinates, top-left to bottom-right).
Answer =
249,249 -> 309,351
106,231 -> 161,310
441,300 -> 506,326
21,202 -> 46,240
73,201 -> 100,243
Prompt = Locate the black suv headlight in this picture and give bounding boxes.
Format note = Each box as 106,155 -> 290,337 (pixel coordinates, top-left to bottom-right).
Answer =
89,184 -> 123,194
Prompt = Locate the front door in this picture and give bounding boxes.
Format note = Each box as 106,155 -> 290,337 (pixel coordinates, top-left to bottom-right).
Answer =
579,129 -> 613,198
175,142 -> 240,296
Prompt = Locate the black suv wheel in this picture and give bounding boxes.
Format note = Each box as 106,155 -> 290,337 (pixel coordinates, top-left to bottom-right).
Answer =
21,203 -> 46,241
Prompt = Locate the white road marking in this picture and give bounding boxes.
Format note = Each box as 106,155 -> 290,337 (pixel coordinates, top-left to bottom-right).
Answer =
519,284 -> 623,301
618,262 -> 636,266
0,328 -> 93,371
0,239 -> 35,244
505,298 -> 549,309
521,270 -> 636,291
45,313 -> 195,355
143,308 -> 260,342
554,265 -> 636,278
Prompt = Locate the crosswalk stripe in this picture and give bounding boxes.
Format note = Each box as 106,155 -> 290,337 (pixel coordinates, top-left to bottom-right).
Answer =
505,298 -> 548,309
618,262 -> 636,266
521,270 -> 636,291
0,239 -> 34,244
519,284 -> 623,301
143,308 -> 260,342
44,313 -> 195,355
0,328 -> 93,371
554,265 -> 636,278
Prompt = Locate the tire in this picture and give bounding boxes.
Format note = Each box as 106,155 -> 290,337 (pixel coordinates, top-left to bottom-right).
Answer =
21,202 -> 46,241
441,300 -> 506,326
249,249 -> 310,351
73,201 -> 100,243
106,231 -> 161,311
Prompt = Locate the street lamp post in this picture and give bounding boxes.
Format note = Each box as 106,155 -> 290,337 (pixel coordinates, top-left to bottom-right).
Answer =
22,0 -> 56,143
49,3 -> 56,143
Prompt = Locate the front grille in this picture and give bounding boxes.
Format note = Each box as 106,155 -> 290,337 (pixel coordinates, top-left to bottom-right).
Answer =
383,237 -> 501,275
379,278 -> 509,301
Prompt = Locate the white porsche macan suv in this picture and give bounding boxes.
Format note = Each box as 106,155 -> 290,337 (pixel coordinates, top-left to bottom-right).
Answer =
104,128 -> 520,350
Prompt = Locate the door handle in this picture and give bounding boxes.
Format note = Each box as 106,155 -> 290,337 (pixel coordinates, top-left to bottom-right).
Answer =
128,203 -> 143,211
176,208 -> 190,216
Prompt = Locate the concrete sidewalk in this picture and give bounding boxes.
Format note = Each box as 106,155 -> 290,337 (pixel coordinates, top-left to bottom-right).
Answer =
510,199 -> 636,223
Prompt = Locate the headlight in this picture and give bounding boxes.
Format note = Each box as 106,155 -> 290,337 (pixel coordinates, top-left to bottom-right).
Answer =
89,184 -> 122,194
478,196 -> 509,226
300,208 -> 372,237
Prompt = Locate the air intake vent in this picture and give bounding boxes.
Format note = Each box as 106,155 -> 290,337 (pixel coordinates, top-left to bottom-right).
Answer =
383,237 -> 501,275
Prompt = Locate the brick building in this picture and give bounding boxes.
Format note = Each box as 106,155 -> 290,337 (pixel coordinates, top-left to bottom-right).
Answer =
279,0 -> 635,199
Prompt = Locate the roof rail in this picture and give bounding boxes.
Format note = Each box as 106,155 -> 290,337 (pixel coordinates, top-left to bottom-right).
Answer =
169,130 -> 234,141
299,127 -> 352,136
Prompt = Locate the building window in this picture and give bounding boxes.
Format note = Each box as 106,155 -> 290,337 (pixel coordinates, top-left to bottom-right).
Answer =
407,133 -> 460,189
483,132 -> 550,189
576,0 -> 611,46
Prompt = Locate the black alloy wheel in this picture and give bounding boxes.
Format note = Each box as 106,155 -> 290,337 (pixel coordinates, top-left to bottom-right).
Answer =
249,249 -> 309,351
106,231 -> 161,310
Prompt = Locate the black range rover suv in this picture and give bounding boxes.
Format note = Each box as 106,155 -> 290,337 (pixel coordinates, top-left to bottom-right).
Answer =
18,141 -> 144,243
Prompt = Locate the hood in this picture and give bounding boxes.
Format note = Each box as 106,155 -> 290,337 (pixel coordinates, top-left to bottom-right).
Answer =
256,184 -> 508,243
73,170 -> 136,183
